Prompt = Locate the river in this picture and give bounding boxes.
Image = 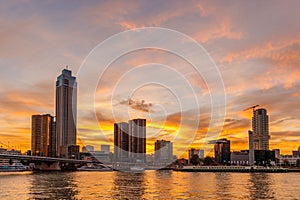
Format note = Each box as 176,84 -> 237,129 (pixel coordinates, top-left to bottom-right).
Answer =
0,171 -> 299,199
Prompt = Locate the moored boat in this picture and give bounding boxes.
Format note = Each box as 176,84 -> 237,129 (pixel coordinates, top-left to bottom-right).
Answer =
0,159 -> 27,172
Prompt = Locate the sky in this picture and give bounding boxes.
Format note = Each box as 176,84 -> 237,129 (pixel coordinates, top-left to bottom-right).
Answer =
0,0 -> 300,157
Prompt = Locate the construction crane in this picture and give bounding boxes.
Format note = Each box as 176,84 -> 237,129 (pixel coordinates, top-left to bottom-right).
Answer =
244,105 -> 259,112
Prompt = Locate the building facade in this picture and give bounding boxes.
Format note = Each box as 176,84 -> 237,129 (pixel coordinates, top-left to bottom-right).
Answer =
214,138 -> 231,164
154,140 -> 173,164
252,108 -> 270,150
129,119 -> 146,162
101,144 -> 110,153
56,69 -> 78,158
248,130 -> 255,165
231,150 -> 249,165
31,114 -> 55,157
114,122 -> 129,161
188,148 -> 204,164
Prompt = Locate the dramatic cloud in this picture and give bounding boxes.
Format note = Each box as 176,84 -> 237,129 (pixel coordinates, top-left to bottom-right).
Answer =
0,1 -> 300,155
119,98 -> 153,113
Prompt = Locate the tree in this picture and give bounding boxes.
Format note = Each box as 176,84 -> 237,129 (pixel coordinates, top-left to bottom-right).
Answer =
190,154 -> 200,165
283,159 -> 289,166
203,156 -> 214,166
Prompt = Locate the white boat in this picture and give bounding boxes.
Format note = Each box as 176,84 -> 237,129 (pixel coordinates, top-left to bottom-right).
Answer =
130,166 -> 145,172
0,159 -> 27,172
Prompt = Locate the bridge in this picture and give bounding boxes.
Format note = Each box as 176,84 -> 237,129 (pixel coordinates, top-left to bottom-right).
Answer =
0,154 -> 102,171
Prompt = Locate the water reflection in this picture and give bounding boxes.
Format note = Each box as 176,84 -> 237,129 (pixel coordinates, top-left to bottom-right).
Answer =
214,173 -> 233,200
248,173 -> 275,199
153,170 -> 173,198
29,172 -> 78,200
1,171 -> 299,199
112,171 -> 145,199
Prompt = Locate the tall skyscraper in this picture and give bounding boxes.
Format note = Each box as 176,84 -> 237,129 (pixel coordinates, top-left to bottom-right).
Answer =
252,108 -> 270,150
214,138 -> 231,164
31,114 -> 55,157
114,122 -> 129,161
129,119 -> 146,162
155,140 -> 173,163
56,68 -> 78,158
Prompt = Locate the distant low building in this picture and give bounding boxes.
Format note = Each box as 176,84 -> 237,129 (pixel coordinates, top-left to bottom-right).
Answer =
82,145 -> 94,152
292,147 -> 300,157
101,145 -> 110,153
254,150 -> 275,166
231,150 -> 249,165
279,155 -> 300,166
0,148 -> 21,155
188,148 -> 204,164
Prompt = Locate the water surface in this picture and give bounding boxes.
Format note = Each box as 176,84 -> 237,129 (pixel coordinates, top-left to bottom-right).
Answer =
0,171 -> 299,199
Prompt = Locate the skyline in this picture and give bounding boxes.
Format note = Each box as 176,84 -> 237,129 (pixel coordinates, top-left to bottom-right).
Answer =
1,1 -> 300,156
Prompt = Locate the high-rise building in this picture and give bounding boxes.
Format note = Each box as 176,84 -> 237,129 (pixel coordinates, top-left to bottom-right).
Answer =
56,68 -> 78,158
252,108 -> 270,150
49,120 -> 56,157
214,138 -> 231,164
188,148 -> 204,164
114,122 -> 129,161
129,119 -> 146,162
154,140 -> 173,163
248,130 -> 255,166
31,114 -> 55,157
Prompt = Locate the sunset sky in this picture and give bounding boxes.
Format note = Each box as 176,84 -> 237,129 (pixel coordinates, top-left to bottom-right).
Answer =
1,1 -> 300,157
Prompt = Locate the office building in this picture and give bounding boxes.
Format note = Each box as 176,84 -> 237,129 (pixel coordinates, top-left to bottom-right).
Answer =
56,68 -> 78,158
129,119 -> 146,162
292,147 -> 300,157
31,114 -> 55,157
231,150 -> 249,165
154,140 -> 173,163
214,138 -> 231,164
252,108 -> 270,150
188,148 -> 204,164
101,144 -> 110,153
254,150 -> 275,165
114,122 -> 129,161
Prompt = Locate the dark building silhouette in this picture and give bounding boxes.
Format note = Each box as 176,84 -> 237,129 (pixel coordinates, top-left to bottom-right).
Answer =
254,150 -> 275,166
31,114 -> 55,157
129,119 -> 146,162
56,68 -> 78,158
114,122 -> 129,161
252,108 -> 270,150
188,148 -> 204,164
214,138 -> 231,164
